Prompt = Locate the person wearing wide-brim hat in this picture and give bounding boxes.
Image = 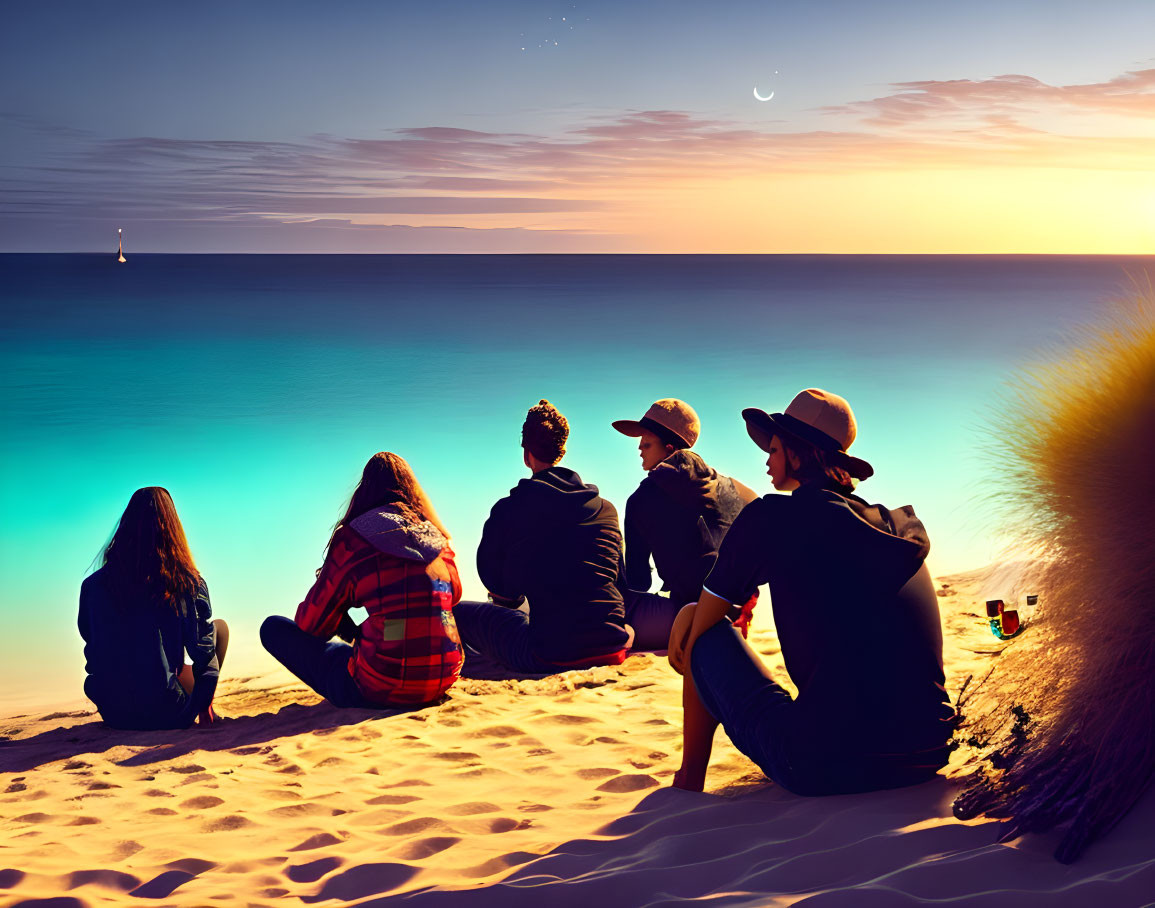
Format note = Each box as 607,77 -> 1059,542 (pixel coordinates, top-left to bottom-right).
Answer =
611,399 -> 758,650
667,388 -> 956,794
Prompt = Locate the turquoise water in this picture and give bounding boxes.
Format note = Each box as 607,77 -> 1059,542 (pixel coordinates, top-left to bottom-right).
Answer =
2,253 -> 1149,707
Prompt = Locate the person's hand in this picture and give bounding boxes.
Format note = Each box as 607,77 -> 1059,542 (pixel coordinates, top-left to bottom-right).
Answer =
667,602 -> 697,675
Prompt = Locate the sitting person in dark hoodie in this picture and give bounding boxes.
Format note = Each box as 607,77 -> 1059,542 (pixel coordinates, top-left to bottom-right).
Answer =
453,399 -> 632,677
612,398 -> 759,650
668,389 -> 956,794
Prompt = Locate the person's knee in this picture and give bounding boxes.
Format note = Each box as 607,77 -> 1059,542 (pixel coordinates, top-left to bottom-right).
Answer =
260,615 -> 292,651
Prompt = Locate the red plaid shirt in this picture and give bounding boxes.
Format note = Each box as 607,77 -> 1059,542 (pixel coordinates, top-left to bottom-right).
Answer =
295,523 -> 463,705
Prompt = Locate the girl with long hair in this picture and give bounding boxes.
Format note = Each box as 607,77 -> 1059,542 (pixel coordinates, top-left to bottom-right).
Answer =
260,452 -> 463,708
668,389 -> 956,794
79,487 -> 228,729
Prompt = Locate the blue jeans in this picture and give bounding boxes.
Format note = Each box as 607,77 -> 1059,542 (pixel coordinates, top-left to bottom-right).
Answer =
691,621 -> 947,796
260,616 -> 377,709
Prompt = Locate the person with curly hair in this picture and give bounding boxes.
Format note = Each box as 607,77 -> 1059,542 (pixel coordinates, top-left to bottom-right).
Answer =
454,399 -> 631,677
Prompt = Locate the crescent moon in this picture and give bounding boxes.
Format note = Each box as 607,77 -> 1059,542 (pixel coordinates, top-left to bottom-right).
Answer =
753,86 -> 774,102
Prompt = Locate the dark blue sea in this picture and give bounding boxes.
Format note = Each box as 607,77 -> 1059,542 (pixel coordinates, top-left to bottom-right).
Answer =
2,253 -> 1150,703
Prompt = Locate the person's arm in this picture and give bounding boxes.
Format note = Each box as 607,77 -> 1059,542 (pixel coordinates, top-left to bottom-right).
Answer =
183,580 -> 220,717
295,532 -> 356,639
623,499 -> 654,593
477,498 -> 525,607
441,543 -> 464,605
668,591 -> 733,674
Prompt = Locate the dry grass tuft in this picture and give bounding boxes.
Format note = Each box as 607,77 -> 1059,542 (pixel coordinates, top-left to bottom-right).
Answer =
954,287 -> 1155,862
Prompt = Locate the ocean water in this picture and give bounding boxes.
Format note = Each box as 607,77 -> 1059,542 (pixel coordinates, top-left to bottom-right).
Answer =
1,253 -> 1150,708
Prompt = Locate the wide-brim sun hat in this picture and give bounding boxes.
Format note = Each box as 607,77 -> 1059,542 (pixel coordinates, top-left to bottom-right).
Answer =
742,388 -> 874,480
612,398 -> 700,449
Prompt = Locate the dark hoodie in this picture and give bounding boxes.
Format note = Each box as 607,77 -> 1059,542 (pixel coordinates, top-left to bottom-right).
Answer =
624,450 -> 749,606
704,485 -> 955,755
78,570 -> 218,730
477,466 -> 629,664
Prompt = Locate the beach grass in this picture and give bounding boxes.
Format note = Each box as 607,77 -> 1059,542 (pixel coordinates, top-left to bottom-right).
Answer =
954,286 -> 1155,862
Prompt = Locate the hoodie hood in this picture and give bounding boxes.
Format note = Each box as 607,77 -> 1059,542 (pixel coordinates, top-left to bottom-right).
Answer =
646,449 -> 720,510
512,466 -> 608,526
348,507 -> 448,563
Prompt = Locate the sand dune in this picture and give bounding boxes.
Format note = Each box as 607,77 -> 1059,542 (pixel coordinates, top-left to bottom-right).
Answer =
2,571 -> 1152,907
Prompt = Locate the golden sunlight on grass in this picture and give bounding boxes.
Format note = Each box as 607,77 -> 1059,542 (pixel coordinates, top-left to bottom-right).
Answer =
954,285 -> 1155,862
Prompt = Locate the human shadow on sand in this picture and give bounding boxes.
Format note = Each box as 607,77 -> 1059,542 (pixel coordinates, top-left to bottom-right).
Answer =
0,691 -> 426,774
318,775 -> 1155,908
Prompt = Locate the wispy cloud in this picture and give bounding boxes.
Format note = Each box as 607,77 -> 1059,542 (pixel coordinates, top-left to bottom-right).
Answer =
822,68 -> 1155,127
4,66 -> 1153,250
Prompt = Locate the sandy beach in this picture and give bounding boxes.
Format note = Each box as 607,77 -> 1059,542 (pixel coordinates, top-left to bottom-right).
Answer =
2,568 -> 1153,907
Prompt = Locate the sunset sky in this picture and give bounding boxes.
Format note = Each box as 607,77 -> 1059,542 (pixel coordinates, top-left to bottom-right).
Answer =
2,0 -> 1153,253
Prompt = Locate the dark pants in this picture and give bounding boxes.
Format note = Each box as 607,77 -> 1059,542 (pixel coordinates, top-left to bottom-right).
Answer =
260,616 -> 377,709
452,601 -> 566,677
622,589 -> 683,651
690,621 -> 945,796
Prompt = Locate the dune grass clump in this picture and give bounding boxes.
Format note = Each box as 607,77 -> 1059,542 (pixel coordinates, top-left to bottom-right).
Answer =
953,288 -> 1155,863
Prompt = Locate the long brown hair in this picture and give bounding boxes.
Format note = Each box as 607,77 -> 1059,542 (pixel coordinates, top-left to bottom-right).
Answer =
101,487 -> 201,613
327,452 -> 449,556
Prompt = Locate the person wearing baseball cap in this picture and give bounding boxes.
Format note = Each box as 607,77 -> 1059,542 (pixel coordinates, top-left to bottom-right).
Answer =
667,389 -> 956,795
611,399 -> 758,650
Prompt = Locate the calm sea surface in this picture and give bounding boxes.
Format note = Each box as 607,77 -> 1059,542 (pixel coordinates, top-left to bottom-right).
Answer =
2,254 -> 1150,706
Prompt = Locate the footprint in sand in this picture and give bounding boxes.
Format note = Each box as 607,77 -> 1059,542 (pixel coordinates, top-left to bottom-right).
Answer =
12,813 -> 52,824
472,725 -> 523,738
264,788 -> 302,801
148,807 -> 179,816
380,817 -> 451,837
596,773 -> 659,793
111,841 -> 145,860
457,817 -> 523,835
285,856 -> 344,884
86,781 -> 119,791
67,869 -> 141,891
289,832 -> 346,852
68,816 -> 101,826
0,869 -> 26,888
62,760 -> 92,770
394,836 -> 460,859
203,815 -> 255,832
365,794 -> 422,806
576,767 -> 619,780
5,781 -> 26,793
445,802 -> 499,816
517,803 -> 552,812
300,862 -> 418,903
543,714 -> 596,725
169,764 -> 206,774
458,851 -> 539,879
181,796 -> 225,810
269,803 -> 333,818
431,752 -> 482,763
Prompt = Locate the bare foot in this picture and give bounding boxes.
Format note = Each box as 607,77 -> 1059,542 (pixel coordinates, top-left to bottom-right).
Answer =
671,767 -> 705,791
197,706 -> 217,726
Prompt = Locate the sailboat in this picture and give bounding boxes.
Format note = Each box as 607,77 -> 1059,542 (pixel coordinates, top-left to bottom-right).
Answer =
117,228 -> 126,263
